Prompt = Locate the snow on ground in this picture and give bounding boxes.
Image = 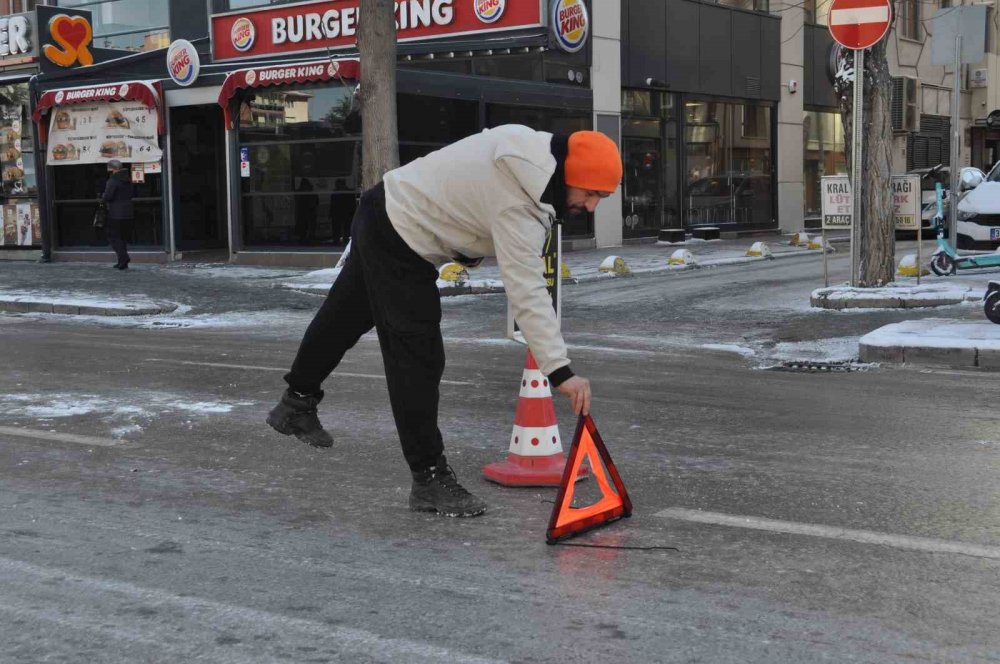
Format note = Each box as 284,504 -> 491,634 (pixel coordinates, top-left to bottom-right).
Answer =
163,265 -> 307,280
812,282 -> 982,303
10,307 -> 310,330
0,289 -> 173,311
767,336 -> 862,362
0,391 -> 256,440
860,319 -> 1000,350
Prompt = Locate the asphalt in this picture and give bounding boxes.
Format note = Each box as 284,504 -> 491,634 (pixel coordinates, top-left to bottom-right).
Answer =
1,245 -> 999,662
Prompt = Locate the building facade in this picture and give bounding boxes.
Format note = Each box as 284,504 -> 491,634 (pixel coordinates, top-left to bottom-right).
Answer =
25,0 -> 999,265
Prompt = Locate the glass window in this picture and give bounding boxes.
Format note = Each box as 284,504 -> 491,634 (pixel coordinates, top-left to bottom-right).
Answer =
238,82 -> 361,248
55,0 -> 168,52
684,100 -> 774,227
0,83 -> 40,248
238,84 -> 480,248
52,162 -> 162,247
622,90 -> 679,237
803,110 -> 846,220
898,0 -> 920,40
718,0 -> 769,11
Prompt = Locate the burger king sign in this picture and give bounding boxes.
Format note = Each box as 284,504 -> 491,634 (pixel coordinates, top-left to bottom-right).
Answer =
166,39 -> 200,87
475,0 -> 505,23
551,0 -> 588,53
231,17 -> 255,53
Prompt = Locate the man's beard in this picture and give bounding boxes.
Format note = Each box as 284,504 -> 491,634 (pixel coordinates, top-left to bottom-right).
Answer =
564,204 -> 588,224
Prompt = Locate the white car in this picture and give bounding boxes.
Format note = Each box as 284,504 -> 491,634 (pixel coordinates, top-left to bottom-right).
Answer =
955,165 -> 997,248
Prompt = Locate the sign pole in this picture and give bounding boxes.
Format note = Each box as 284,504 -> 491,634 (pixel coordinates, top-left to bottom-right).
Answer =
823,227 -> 829,288
850,48 -> 864,288
948,34 -> 963,251
917,217 -> 922,285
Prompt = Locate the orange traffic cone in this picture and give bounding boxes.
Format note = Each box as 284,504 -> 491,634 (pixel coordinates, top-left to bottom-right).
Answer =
483,350 -> 587,486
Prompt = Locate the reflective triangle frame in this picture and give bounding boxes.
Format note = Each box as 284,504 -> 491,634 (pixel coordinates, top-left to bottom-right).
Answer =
546,414 -> 633,544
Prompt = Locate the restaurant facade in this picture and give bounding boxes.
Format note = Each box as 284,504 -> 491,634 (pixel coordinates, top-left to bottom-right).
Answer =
22,0 -> 795,266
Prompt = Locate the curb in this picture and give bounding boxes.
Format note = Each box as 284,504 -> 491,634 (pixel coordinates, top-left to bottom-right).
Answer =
811,287 -> 980,310
0,299 -> 178,316
858,343 -> 1000,369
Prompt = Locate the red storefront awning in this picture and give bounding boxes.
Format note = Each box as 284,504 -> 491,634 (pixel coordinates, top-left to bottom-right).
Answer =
33,80 -> 162,130
218,58 -> 360,129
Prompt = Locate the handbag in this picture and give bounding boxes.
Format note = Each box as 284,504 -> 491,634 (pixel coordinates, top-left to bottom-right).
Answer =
93,202 -> 107,230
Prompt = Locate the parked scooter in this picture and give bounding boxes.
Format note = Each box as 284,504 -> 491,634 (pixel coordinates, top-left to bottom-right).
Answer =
984,281 -> 1000,324
930,172 -> 1000,276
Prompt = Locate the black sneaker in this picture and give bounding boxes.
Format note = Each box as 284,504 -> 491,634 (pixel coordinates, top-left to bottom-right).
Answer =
266,389 -> 334,448
409,457 -> 487,517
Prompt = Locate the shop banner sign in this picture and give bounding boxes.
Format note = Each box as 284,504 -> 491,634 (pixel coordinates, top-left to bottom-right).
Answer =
211,0 -> 545,62
821,175 -> 852,229
891,174 -> 921,230
47,100 -> 161,165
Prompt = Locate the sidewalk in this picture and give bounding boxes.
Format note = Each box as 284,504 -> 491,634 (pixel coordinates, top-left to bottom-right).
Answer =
0,231 -> 844,316
281,232 -> 843,295
859,318 -> 1000,369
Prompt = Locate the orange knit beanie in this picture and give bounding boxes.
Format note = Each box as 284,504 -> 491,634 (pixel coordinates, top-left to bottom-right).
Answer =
564,131 -> 623,193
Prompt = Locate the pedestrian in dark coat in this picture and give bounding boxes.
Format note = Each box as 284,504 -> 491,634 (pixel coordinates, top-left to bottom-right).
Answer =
101,159 -> 134,269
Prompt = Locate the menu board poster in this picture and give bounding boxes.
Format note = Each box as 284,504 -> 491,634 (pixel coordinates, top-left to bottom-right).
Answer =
47,101 -> 162,165
30,202 -> 40,241
15,202 -> 30,245
0,105 -> 24,196
2,204 -> 16,245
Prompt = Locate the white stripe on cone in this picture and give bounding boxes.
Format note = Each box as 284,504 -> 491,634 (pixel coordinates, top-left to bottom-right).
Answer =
518,369 -> 553,399
509,424 -> 562,456
830,6 -> 889,24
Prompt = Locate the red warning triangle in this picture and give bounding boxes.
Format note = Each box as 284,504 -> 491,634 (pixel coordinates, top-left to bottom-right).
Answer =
546,414 -> 632,544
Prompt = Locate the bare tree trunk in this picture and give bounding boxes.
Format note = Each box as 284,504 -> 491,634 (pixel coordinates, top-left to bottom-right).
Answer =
358,0 -> 399,190
836,39 -> 895,287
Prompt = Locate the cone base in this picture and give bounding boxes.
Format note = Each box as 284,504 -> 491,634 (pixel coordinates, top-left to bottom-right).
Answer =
482,454 -> 588,487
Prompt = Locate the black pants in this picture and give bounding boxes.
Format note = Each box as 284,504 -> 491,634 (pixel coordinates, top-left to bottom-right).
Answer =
285,183 -> 445,472
106,217 -> 131,266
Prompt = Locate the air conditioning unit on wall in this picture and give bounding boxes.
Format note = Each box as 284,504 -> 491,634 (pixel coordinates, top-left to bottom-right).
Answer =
971,69 -> 988,89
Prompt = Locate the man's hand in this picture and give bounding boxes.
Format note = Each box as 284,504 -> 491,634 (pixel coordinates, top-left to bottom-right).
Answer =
556,375 -> 591,416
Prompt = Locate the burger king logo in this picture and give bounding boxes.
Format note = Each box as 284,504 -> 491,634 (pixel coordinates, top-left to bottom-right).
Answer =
54,90 -> 65,104
167,39 -> 200,87
231,17 -> 255,53
244,69 -> 257,86
118,84 -> 130,97
474,0 -> 505,23
551,0 -> 588,53
327,62 -> 340,78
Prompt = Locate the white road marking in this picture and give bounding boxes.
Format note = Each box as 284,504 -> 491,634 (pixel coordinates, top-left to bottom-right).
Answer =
0,426 -> 120,448
145,358 -> 473,386
655,507 -> 1000,561
0,556 -> 507,664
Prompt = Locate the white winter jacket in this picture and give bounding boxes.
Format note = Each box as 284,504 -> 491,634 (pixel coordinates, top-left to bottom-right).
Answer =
383,125 -> 570,378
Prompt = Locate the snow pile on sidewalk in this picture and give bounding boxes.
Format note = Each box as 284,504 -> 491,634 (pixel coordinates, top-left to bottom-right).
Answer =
811,283 -> 981,310
0,289 -> 178,315
860,319 -> 1000,351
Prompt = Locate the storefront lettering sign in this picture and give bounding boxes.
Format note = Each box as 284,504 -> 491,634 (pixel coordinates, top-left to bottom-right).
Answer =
212,0 -> 543,61
821,175 -> 852,229
167,39 -> 200,87
551,0 -> 588,53
0,15 -> 32,58
47,101 -> 161,166
43,14 -> 93,67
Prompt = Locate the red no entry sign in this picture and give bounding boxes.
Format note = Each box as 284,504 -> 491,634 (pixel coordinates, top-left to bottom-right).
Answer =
828,0 -> 892,50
